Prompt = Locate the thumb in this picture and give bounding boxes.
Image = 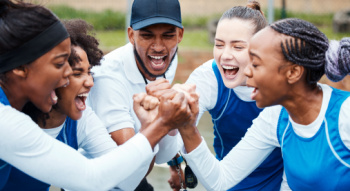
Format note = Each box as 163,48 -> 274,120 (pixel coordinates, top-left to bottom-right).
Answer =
133,93 -> 147,110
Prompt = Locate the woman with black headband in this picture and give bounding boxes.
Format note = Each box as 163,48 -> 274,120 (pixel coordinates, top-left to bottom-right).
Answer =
168,18 -> 350,190
0,1 -> 195,190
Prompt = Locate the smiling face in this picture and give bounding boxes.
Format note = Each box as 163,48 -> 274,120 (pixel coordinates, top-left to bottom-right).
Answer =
214,18 -> 255,88
24,38 -> 72,113
55,46 -> 94,120
128,24 -> 184,81
244,27 -> 290,108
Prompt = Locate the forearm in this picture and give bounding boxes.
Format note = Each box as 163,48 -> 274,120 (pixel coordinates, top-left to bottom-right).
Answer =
140,117 -> 170,149
178,125 -> 202,153
182,137 -> 275,190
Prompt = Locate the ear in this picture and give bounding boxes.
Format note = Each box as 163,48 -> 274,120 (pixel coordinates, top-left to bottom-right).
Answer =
177,28 -> 184,44
127,27 -> 135,45
12,65 -> 28,79
286,64 -> 304,84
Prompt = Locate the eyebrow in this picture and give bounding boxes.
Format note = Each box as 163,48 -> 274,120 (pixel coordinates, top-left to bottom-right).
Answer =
249,50 -> 261,60
215,39 -> 248,44
54,53 -> 69,60
72,66 -> 92,71
140,28 -> 176,34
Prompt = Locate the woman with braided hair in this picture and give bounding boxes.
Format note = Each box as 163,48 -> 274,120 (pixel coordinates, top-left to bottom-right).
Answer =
172,18 -> 350,190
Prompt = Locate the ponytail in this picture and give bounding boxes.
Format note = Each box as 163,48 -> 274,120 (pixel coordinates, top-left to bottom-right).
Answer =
325,38 -> 350,82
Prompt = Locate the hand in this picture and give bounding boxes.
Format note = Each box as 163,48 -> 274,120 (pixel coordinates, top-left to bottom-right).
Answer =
133,92 -> 159,129
168,165 -> 186,191
146,78 -> 171,98
172,83 -> 197,103
156,89 -> 192,131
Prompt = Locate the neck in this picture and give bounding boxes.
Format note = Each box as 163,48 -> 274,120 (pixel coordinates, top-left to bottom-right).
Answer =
282,84 -> 323,125
41,108 -> 67,129
1,82 -> 27,111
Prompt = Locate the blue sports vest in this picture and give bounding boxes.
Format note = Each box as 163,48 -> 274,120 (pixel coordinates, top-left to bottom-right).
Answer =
0,88 -> 12,190
2,116 -> 78,191
209,61 -> 283,191
277,87 -> 350,190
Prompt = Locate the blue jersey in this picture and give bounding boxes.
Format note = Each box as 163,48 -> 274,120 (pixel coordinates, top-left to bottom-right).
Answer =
277,87 -> 350,190
1,114 -> 78,191
209,61 -> 283,191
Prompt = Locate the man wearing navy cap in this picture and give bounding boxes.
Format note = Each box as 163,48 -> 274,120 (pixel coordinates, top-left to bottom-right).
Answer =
88,0 -> 184,190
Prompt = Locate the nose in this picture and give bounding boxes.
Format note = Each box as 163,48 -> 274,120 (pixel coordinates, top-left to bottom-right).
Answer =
84,75 -> 94,88
244,63 -> 252,78
63,62 -> 73,78
221,46 -> 234,60
151,38 -> 165,52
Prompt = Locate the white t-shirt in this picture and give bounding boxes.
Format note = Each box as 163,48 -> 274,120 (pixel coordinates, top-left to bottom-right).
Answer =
182,83 -> 350,191
88,42 -> 179,164
0,103 -> 157,191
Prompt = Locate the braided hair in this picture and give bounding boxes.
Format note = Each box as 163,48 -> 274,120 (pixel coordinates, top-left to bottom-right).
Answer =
270,18 -> 350,84
220,0 -> 267,34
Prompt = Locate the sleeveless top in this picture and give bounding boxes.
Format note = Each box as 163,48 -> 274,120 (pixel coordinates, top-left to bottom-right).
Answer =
209,61 -> 283,190
277,87 -> 350,190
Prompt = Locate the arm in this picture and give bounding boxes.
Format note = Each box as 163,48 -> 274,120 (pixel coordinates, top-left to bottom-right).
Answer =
0,106 -> 155,191
180,107 -> 281,190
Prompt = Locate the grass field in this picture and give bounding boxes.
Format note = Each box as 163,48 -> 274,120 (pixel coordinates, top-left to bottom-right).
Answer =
96,27 -> 350,53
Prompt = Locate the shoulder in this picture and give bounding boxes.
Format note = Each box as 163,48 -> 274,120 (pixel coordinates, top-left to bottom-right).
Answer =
186,59 -> 216,84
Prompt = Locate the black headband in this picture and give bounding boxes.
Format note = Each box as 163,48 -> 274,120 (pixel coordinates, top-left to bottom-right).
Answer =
0,21 -> 69,73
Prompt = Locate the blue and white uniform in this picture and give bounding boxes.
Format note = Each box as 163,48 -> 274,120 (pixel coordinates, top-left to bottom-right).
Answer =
186,60 -> 283,190
2,117 -> 79,191
0,83 -> 157,190
182,84 -> 350,190
277,87 -> 350,190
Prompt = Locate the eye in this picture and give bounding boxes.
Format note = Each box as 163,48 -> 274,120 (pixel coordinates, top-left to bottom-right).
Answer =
141,34 -> 153,39
234,46 -> 244,50
215,44 -> 224,48
163,34 -> 175,39
55,62 -> 65,69
73,72 -> 82,77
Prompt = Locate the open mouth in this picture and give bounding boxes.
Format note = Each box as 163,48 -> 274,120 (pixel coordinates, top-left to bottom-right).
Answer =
149,55 -> 167,71
75,92 -> 88,111
51,90 -> 58,105
222,65 -> 239,79
251,87 -> 259,100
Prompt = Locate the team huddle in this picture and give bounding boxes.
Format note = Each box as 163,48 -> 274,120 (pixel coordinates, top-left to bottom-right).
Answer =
0,0 -> 349,191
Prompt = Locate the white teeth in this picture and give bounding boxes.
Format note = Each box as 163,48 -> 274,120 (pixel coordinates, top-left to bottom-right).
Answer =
53,96 -> 58,101
150,55 -> 165,59
222,65 -> 238,70
77,93 -> 89,98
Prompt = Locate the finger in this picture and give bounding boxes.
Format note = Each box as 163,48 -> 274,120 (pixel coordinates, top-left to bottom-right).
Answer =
149,96 -> 160,110
133,92 -> 147,105
160,89 -> 177,101
146,78 -> 170,95
171,91 -> 185,103
188,92 -> 200,114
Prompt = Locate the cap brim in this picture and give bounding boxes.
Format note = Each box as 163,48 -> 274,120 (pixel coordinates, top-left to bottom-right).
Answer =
131,17 -> 183,30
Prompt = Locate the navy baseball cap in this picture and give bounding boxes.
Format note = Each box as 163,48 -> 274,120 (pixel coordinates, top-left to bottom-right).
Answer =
130,0 -> 183,30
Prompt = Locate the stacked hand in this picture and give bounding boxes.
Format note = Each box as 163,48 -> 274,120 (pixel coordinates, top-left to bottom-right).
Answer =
134,79 -> 199,134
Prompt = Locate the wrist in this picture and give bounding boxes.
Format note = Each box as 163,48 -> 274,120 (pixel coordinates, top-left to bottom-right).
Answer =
167,155 -> 184,166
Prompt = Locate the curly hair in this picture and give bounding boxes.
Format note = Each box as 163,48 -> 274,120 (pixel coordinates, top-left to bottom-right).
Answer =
22,19 -> 104,127
62,19 -> 103,68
